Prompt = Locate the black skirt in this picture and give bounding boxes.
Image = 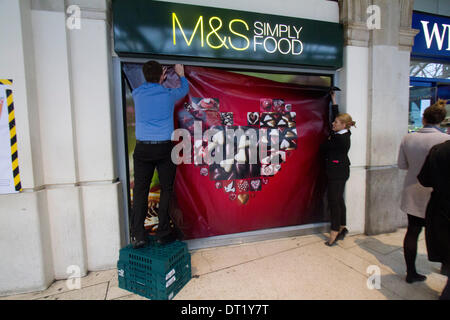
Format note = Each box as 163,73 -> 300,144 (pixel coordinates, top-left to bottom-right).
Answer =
425,191 -> 450,264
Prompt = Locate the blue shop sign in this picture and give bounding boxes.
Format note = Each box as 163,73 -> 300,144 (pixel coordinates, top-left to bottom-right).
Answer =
412,11 -> 450,60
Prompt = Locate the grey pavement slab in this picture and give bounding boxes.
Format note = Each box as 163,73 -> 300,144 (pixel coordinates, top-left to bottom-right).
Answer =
0,229 -> 447,300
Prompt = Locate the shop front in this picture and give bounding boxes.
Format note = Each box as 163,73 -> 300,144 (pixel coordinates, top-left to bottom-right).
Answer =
2,0 -> 424,296
112,0 -> 344,248
409,11 -> 450,133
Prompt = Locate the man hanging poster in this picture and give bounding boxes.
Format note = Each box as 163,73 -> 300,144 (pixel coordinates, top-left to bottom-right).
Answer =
0,80 -> 21,194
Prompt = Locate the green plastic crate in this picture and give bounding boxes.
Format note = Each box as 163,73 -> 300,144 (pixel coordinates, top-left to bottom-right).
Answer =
118,269 -> 191,300
119,241 -> 188,275
117,254 -> 191,290
117,239 -> 191,300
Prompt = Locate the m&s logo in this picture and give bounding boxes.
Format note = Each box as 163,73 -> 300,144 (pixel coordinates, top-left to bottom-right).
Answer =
173,13 -> 250,51
172,13 -> 304,56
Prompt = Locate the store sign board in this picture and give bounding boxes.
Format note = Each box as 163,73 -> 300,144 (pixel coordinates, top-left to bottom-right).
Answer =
412,11 -> 450,59
112,0 -> 343,69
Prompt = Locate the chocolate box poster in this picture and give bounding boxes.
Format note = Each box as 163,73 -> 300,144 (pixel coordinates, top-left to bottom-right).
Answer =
124,65 -> 330,240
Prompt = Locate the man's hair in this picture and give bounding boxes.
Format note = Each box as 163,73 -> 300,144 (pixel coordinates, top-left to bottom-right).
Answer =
142,60 -> 163,83
423,99 -> 447,125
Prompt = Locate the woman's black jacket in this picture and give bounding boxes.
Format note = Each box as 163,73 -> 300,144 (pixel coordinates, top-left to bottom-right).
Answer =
320,104 -> 351,181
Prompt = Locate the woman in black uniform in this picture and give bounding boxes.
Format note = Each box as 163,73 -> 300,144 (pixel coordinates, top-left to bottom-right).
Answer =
322,90 -> 356,246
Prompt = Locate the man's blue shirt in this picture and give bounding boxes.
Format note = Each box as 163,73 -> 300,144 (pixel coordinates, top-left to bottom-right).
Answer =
132,77 -> 189,141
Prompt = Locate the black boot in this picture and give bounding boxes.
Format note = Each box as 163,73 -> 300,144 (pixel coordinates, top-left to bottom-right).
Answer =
131,237 -> 147,249
405,273 -> 427,284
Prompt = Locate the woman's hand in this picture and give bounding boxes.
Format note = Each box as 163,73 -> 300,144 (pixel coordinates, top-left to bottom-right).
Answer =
330,91 -> 337,105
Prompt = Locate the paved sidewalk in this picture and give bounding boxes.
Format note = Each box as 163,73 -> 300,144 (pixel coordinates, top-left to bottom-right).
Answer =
1,228 -> 447,300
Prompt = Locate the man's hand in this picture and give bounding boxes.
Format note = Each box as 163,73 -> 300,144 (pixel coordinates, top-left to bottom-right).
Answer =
160,66 -> 168,84
174,64 -> 185,77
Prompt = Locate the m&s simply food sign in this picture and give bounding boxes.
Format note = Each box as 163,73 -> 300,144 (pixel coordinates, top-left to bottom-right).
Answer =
113,0 -> 343,69
171,13 -> 304,55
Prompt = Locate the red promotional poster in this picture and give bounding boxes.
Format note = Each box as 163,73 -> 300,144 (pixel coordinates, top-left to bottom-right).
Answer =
169,66 -> 330,239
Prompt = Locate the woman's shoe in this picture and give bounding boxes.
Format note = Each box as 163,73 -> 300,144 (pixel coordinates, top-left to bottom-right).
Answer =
406,273 -> 427,284
324,239 -> 338,247
337,228 -> 348,241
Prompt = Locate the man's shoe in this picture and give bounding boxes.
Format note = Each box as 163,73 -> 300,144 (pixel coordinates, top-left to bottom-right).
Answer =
132,239 -> 147,249
173,228 -> 184,241
157,233 -> 177,245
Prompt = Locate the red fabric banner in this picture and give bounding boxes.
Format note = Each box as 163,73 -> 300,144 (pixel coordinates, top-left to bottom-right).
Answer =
171,66 -> 330,239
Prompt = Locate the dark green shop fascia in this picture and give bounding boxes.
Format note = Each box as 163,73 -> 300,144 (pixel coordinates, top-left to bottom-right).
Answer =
112,0 -> 343,70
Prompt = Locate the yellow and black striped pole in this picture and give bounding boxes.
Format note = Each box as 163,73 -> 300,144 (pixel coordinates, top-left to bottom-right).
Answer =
1,79 -> 22,192
0,79 -> 12,86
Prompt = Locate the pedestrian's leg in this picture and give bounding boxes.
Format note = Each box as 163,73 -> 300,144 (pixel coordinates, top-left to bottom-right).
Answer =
339,180 -> 347,230
132,147 -> 155,241
155,150 -> 177,239
439,276 -> 450,300
403,214 -> 426,283
441,264 -> 450,276
327,180 -> 342,233
326,180 -> 342,245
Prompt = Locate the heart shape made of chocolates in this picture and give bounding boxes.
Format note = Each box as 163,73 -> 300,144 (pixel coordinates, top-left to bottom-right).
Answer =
179,97 -> 298,205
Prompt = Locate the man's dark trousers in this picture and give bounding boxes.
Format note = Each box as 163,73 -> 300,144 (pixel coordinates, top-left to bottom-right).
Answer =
131,141 -> 176,242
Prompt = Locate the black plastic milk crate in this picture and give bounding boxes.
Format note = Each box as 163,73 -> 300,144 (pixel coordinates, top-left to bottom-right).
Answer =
117,267 -> 191,300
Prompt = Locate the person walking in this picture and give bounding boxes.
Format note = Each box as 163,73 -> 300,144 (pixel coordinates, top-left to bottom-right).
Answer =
398,99 -> 449,283
131,61 -> 189,248
322,90 -> 356,246
418,139 -> 450,300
